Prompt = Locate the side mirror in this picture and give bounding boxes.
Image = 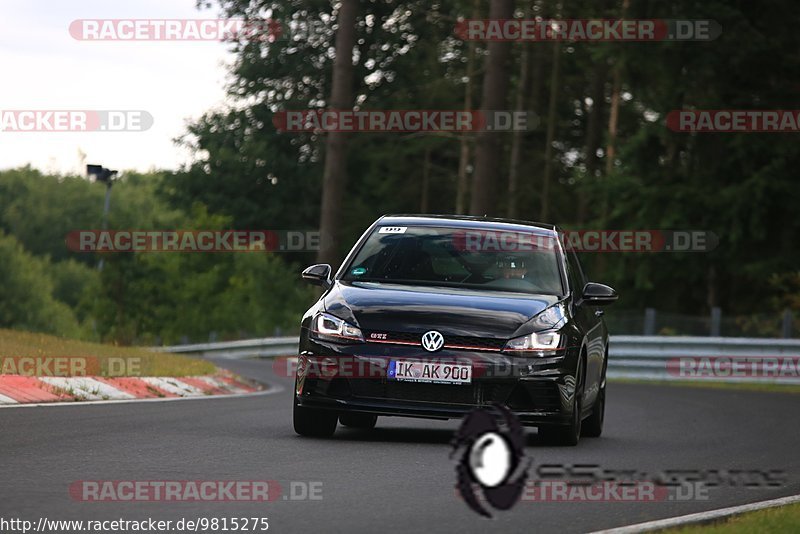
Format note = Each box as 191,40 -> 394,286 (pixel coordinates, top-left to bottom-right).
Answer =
302,264 -> 332,289
581,282 -> 618,306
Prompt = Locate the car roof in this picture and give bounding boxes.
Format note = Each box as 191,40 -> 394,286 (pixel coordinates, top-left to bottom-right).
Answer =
377,214 -> 559,235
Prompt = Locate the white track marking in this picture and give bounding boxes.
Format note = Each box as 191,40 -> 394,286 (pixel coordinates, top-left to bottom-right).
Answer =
0,384 -> 280,409
0,393 -> 18,404
590,493 -> 800,533
140,377 -> 209,397
39,377 -> 135,400
194,375 -> 248,394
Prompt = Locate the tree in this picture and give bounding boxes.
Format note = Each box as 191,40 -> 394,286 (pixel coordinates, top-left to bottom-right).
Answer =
470,0 -> 515,216
506,3 -> 532,219
540,34 -> 561,221
0,232 -> 80,337
317,0 -> 359,266
456,0 -> 481,214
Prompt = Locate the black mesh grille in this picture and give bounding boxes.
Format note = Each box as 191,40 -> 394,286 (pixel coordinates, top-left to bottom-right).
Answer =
385,381 -> 476,404
446,335 -> 505,350
507,381 -> 562,411
305,378 -> 352,399
349,378 -> 513,406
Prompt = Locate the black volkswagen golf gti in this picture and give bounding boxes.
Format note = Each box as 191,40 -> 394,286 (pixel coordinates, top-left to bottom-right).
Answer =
294,215 -> 617,445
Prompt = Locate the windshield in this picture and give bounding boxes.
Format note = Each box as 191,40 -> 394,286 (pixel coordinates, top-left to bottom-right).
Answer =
341,226 -> 564,295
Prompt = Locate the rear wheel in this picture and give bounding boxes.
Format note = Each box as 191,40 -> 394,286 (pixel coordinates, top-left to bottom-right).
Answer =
293,401 -> 338,438
339,413 -> 378,429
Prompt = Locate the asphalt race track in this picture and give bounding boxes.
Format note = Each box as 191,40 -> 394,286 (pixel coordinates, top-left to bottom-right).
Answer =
2,356 -> 799,533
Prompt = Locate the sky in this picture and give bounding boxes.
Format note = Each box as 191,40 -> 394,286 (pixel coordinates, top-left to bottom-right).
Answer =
0,0 -> 235,174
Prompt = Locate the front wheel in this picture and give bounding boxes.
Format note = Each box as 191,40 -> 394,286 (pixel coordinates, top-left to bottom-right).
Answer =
540,396 -> 582,446
540,360 -> 584,446
581,386 -> 604,438
583,351 -> 608,438
293,401 -> 337,438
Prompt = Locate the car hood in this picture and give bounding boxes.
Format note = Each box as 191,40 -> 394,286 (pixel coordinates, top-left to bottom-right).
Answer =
323,281 -> 562,339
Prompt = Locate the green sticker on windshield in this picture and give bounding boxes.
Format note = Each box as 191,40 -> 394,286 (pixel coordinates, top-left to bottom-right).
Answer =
351,267 -> 367,276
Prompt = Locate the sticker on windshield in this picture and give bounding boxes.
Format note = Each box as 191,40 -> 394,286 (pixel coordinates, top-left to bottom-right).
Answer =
351,267 -> 367,276
378,226 -> 407,234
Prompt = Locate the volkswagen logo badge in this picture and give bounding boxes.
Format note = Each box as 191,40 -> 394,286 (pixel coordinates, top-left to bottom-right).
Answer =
421,330 -> 445,352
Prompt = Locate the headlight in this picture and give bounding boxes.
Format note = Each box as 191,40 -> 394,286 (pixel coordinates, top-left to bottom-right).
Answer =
503,330 -> 562,355
311,312 -> 364,343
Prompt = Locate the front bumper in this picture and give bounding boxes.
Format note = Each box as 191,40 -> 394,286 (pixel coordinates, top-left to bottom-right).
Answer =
294,336 -> 580,426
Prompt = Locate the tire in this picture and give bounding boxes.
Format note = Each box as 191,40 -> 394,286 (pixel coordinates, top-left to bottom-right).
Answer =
582,350 -> 608,438
581,386 -> 604,438
293,401 -> 338,438
339,413 -> 378,429
539,404 -> 581,446
540,359 -> 584,446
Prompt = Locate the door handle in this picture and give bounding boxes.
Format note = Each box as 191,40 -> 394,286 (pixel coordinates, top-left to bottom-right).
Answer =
594,310 -> 604,317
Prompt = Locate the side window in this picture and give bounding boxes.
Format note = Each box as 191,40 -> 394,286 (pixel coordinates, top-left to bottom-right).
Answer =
566,249 -> 587,295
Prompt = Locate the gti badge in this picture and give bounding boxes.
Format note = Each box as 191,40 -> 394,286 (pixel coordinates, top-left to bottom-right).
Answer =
421,330 -> 444,352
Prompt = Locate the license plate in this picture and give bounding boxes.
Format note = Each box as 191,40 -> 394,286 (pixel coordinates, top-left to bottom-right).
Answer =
388,360 -> 472,385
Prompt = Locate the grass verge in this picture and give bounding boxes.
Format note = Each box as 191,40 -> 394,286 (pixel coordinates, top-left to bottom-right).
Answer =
0,328 -> 215,377
663,501 -> 800,533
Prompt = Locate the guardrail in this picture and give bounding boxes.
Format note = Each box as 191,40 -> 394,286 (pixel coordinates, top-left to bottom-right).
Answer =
607,336 -> 800,384
159,335 -> 800,384
159,337 -> 300,360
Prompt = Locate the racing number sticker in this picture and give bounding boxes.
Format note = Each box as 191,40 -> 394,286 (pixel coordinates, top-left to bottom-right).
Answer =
378,226 -> 407,234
